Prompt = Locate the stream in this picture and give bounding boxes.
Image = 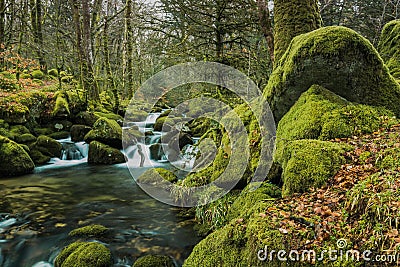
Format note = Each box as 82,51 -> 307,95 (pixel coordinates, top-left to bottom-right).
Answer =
0,112 -> 201,267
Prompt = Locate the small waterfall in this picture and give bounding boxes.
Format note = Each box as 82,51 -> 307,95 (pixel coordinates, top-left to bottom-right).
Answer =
61,142 -> 84,160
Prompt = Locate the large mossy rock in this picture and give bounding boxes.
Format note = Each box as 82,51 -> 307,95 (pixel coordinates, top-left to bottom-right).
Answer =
68,224 -> 108,238
54,241 -> 112,267
265,26 -> 400,122
31,135 -> 62,158
71,125 -> 92,142
0,136 -> 35,177
132,255 -> 174,267
379,19 -> 400,80
184,183 -> 283,267
279,140 -> 350,197
136,168 -> 178,188
273,0 -> 321,64
275,85 -> 397,160
52,92 -> 70,118
84,118 -> 122,149
88,141 -> 125,165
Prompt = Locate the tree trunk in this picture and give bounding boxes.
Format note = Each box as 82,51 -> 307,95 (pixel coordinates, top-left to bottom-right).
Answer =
30,0 -> 46,70
256,0 -> 274,63
123,0 -> 134,98
0,0 -> 5,69
273,0 -> 322,66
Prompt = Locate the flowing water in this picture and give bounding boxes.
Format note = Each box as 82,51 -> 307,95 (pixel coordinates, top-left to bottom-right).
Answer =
0,112 -> 202,267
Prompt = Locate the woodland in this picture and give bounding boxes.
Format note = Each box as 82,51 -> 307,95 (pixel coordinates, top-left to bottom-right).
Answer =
0,0 -> 400,266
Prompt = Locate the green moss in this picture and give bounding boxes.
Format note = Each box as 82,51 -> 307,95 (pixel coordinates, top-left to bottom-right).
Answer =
31,70 -> 45,80
49,131 -> 70,140
29,149 -> 50,165
52,92 -> 70,118
376,147 -> 400,170
34,127 -> 54,136
84,118 -> 122,149
54,241 -> 112,267
124,109 -> 148,122
61,76 -> 73,83
136,168 -> 178,185
88,141 -> 125,165
10,125 -> 30,135
48,69 -> 58,77
93,112 -> 123,122
265,26 -> 400,122
20,73 -> 32,79
15,133 -> 37,144
280,140 -> 351,197
276,85 -> 397,162
273,0 -> 321,65
378,20 -> 400,79
0,135 -> 35,177
69,224 -> 108,238
133,255 -> 174,267
32,135 -> 63,158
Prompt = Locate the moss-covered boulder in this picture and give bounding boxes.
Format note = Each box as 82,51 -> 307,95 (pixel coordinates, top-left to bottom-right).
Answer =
279,140 -> 350,197
52,92 -> 70,118
29,149 -> 50,165
136,168 -> 178,187
275,85 -> 397,161
54,241 -> 112,267
88,141 -> 125,165
31,135 -> 62,158
48,131 -> 70,140
69,224 -> 108,238
273,0 -> 321,64
84,118 -> 122,149
378,20 -> 400,80
124,109 -> 149,122
31,70 -> 45,80
184,184 -> 283,267
93,112 -> 123,123
265,26 -> 400,122
74,112 -> 99,127
0,136 -> 35,177
71,125 -> 92,142
133,255 -> 174,267
48,69 -> 58,77
15,133 -> 37,144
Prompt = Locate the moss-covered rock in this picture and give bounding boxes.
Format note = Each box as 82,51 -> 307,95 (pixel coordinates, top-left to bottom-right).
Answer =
71,125 -> 92,142
48,69 -> 58,77
9,125 -> 31,139
378,19 -> 400,80
31,70 -> 45,80
184,184 -> 283,267
52,92 -> 70,118
74,112 -> 98,127
54,241 -> 112,267
136,168 -> 178,187
279,140 -> 350,197
31,135 -> 62,158
273,0 -> 321,65
84,118 -> 122,149
29,149 -> 50,165
275,85 -> 397,161
33,127 -> 54,136
0,135 -> 35,177
124,109 -> 148,122
265,26 -> 400,122
88,141 -> 125,165
48,131 -> 70,140
93,112 -> 123,123
133,255 -> 174,267
15,133 -> 37,144
69,224 -> 108,238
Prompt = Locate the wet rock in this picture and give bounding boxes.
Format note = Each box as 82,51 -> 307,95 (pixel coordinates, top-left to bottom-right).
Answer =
133,255 -> 175,267
70,125 -> 92,142
54,241 -> 112,267
0,136 -> 35,177
31,135 -> 62,158
88,141 -> 125,165
84,117 -> 122,149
